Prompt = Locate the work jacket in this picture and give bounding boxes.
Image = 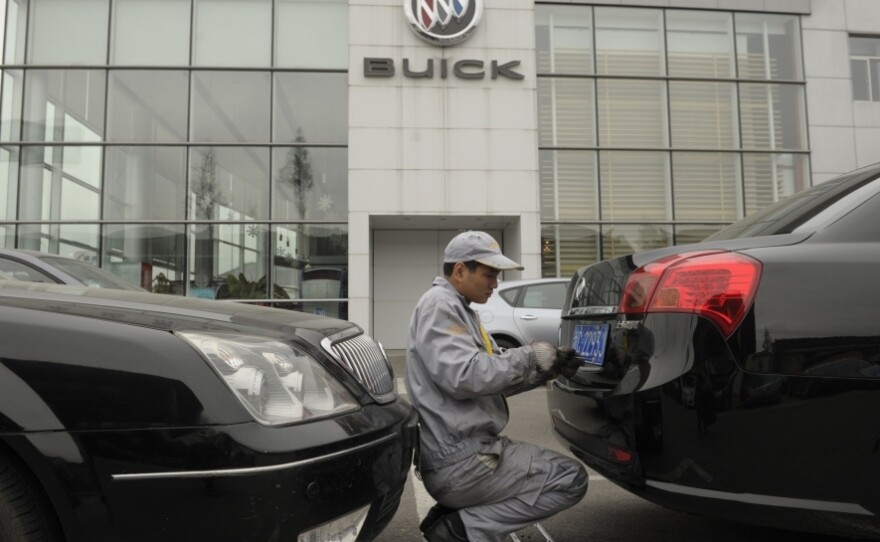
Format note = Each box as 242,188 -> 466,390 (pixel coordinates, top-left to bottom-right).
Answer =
405,276 -> 545,472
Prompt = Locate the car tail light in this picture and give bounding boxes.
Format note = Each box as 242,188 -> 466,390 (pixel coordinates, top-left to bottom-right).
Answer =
618,251 -> 762,338
607,444 -> 634,464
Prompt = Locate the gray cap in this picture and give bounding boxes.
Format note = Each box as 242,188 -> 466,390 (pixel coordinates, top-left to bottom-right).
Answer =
444,231 -> 524,270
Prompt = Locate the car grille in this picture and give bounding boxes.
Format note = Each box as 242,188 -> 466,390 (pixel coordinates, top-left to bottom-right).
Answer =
323,334 -> 395,404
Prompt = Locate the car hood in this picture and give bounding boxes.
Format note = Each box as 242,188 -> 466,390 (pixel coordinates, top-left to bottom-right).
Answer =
0,280 -> 360,343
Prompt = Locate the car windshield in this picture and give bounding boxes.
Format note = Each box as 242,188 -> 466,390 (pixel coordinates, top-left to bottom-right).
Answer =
39,256 -> 144,291
705,167 -> 880,241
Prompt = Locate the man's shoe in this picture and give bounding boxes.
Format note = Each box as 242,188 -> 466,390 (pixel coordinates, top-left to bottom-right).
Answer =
419,503 -> 455,533
423,510 -> 468,542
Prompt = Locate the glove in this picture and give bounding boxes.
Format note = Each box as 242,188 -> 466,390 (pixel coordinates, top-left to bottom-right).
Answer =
533,342 -> 557,373
554,347 -> 582,379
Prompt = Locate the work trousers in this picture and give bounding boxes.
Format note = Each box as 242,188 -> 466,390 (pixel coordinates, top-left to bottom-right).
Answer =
421,437 -> 588,542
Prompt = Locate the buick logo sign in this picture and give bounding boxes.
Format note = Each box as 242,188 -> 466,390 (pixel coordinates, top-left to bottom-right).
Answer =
405,0 -> 483,46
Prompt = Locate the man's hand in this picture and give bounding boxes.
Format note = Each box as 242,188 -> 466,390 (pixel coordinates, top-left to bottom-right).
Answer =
532,343 -> 583,378
555,347 -> 582,379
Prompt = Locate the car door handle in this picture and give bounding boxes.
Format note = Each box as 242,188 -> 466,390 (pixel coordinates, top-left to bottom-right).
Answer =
519,315 -> 538,320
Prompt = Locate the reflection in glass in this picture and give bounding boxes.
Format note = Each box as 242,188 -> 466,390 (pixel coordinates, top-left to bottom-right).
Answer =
666,10 -> 734,78
739,83 -> 807,150
18,146 -> 102,222
273,147 -> 347,221
1,70 -> 24,142
675,225 -> 723,246
188,222 -> 269,300
105,147 -> 186,220
4,0 -> 28,64
600,151 -> 670,221
194,0 -> 271,67
540,224 -> 599,278
189,147 -> 269,221
275,0 -> 348,69
539,150 -> 598,221
672,152 -> 741,221
191,71 -> 270,143
670,82 -> 738,149
1,146 -> 19,222
736,13 -> 802,80
595,7 -> 664,76
112,0 -> 191,65
743,153 -> 810,215
104,224 -> 186,293
22,70 -> 106,143
273,73 -> 348,144
535,5 -> 593,75
28,0 -> 109,64
273,224 -> 348,318
602,224 -> 671,259
538,78 -> 594,148
107,71 -> 189,142
17,223 -> 99,261
598,80 -> 667,148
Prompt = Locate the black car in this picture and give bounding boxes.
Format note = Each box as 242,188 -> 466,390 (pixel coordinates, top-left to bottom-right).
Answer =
548,163 -> 880,538
0,281 -> 416,542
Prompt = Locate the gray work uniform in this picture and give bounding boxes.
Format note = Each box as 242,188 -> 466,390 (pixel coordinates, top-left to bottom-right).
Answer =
405,277 -> 587,542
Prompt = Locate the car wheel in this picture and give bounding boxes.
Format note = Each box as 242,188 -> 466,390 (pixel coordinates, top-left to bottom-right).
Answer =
494,337 -> 519,350
0,451 -> 62,542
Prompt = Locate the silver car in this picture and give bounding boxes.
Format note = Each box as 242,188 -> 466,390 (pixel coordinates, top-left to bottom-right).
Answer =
471,277 -> 570,349
0,248 -> 144,291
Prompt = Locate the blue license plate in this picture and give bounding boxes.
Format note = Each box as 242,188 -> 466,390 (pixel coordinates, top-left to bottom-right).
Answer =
571,324 -> 610,366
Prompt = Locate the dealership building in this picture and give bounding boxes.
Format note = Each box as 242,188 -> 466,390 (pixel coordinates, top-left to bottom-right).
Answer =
0,0 -> 878,347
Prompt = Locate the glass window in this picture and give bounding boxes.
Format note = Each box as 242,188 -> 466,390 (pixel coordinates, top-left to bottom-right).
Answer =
535,5 -> 593,75
672,152 -> 742,222
273,73 -> 348,144
111,0 -> 191,66
103,224 -> 186,293
193,0 -> 271,67
539,150 -> 598,221
28,0 -> 109,64
22,70 -> 106,143
1,70 -> 24,142
541,224 -> 600,278
742,153 -> 811,215
189,222 -> 269,300
739,83 -> 807,150
0,146 -> 19,223
597,79 -> 667,148
675,225 -> 724,246
538,78 -> 595,148
18,146 -> 102,221
0,256 -> 55,282
595,7 -> 664,76
276,0 -> 347,69
602,224 -> 672,259
273,147 -> 347,221
666,10 -> 734,78
5,0 -> 28,64
191,71 -> 270,143
273,223 -> 348,318
521,282 -> 566,309
107,71 -> 189,143
670,81 -> 738,149
599,151 -> 670,221
104,146 -> 187,220
849,36 -> 880,101
17,223 -> 100,262
736,13 -> 802,80
189,147 -> 269,221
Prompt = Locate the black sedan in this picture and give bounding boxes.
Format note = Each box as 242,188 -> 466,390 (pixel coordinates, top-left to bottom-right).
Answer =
548,163 -> 880,538
0,281 -> 416,542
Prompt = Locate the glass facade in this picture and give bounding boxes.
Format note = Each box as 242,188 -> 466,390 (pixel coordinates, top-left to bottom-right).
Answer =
536,5 -> 810,278
0,0 -> 349,316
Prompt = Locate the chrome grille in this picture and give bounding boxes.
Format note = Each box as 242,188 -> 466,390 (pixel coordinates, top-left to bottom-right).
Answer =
324,334 -> 394,403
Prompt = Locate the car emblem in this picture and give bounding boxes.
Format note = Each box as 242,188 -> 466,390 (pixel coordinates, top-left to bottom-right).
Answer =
404,0 -> 483,46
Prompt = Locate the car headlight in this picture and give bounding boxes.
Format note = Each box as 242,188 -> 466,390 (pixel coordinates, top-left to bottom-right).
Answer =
177,331 -> 360,425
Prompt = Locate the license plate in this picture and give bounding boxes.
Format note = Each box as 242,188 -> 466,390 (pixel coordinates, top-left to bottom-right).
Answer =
571,324 -> 610,366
